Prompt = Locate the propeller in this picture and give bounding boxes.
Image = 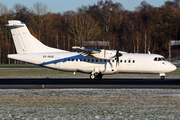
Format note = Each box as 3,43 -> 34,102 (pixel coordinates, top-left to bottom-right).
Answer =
115,48 -> 122,66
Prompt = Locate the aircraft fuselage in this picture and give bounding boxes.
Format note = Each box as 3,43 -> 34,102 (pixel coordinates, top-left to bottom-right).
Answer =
8,51 -> 176,75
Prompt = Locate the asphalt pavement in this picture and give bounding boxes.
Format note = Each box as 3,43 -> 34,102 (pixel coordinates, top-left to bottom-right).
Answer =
0,78 -> 180,89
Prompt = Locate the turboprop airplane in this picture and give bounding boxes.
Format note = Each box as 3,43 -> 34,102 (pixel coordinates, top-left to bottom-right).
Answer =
6,20 -> 177,80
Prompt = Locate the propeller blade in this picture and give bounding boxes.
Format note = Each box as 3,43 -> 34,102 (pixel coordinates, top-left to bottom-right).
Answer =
115,48 -> 120,67
115,48 -> 122,67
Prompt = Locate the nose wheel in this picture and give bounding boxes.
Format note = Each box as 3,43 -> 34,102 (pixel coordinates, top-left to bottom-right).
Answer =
161,76 -> 165,80
160,73 -> 165,80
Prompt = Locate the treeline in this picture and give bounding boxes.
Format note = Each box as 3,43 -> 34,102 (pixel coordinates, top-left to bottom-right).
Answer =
0,0 -> 180,64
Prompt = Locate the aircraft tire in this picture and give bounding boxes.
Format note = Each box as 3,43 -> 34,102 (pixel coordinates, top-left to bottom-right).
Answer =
161,76 -> 165,80
90,74 -> 96,80
97,74 -> 103,80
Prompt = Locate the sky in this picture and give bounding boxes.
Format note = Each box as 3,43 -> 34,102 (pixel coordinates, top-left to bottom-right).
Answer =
1,0 -> 170,13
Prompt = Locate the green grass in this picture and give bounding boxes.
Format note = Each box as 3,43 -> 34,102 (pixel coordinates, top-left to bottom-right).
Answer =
173,63 -> 180,66
0,64 -> 36,66
0,67 -> 179,78
0,68 -> 89,78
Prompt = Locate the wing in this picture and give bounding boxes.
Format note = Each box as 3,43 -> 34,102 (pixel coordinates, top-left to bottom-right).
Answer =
73,46 -> 125,59
72,46 -> 101,56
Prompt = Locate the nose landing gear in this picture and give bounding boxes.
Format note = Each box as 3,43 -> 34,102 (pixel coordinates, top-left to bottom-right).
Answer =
160,73 -> 166,80
160,76 -> 165,80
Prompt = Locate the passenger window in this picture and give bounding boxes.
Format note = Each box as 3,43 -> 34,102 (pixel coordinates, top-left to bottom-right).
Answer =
68,59 -> 70,61
76,59 -> 78,61
80,59 -> 82,61
124,60 -> 126,63
112,60 -> 114,62
84,59 -> 86,62
108,60 -> 110,62
72,59 -> 74,61
120,60 -> 122,63
88,59 -> 90,62
100,59 -> 102,62
104,60 -> 107,62
92,59 -> 94,62
128,60 -> 131,63
133,60 -> 135,63
96,59 -> 98,62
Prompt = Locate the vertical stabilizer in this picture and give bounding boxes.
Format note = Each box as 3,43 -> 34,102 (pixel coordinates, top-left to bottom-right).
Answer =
7,20 -> 66,54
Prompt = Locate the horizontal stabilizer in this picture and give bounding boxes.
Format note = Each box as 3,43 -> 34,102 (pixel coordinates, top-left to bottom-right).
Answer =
5,21 -> 24,27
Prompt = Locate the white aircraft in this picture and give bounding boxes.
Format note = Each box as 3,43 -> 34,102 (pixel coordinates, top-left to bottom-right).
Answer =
6,20 -> 177,80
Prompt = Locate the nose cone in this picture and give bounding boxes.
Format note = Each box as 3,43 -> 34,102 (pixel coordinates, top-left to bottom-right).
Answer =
171,64 -> 177,72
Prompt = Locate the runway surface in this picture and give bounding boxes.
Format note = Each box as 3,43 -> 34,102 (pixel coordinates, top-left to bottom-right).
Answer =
0,78 -> 180,89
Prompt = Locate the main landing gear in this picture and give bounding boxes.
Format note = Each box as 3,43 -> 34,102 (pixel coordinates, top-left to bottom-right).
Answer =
160,73 -> 165,80
90,72 -> 103,80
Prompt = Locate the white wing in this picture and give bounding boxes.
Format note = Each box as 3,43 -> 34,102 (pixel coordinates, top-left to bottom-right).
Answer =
72,46 -> 101,56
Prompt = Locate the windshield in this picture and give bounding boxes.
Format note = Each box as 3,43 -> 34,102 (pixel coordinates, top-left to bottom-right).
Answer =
154,57 -> 167,61
161,57 -> 166,61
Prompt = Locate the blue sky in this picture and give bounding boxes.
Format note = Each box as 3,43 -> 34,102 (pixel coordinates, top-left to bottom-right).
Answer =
1,0 -> 169,13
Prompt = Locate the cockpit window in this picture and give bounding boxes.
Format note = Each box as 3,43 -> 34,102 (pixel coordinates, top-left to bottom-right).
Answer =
158,58 -> 162,61
154,57 -> 157,61
161,57 -> 166,61
154,57 -> 167,61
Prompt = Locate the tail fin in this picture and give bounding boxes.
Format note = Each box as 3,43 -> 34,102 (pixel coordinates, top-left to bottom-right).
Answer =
7,20 -> 66,54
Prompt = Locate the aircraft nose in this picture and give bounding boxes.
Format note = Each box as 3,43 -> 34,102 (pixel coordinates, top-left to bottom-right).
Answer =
170,64 -> 177,71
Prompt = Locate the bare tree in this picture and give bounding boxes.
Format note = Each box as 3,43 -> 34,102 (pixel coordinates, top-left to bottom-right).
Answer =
136,1 -> 153,53
0,3 -> 10,64
30,2 -> 50,41
68,13 -> 101,46
31,1 -> 48,16
12,3 -> 30,22
0,3 -> 8,16
174,0 -> 180,9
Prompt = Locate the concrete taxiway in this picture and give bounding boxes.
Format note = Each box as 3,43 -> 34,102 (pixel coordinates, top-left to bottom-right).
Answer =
0,78 -> 180,89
